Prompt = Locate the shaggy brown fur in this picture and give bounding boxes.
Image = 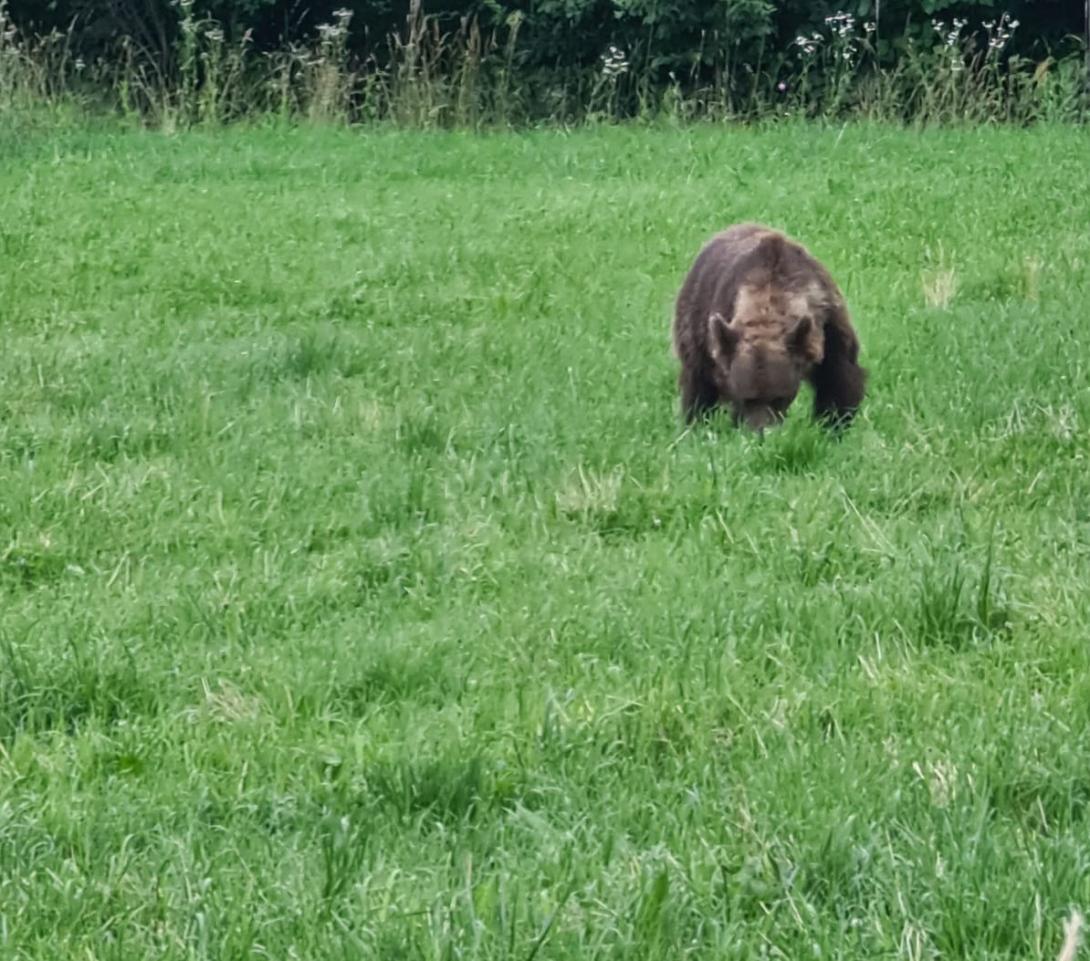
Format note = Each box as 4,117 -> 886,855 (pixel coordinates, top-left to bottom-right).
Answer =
672,223 -> 866,431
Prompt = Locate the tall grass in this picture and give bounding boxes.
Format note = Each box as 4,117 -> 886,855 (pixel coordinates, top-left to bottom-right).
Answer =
0,1 -> 1087,127
0,1 -> 78,115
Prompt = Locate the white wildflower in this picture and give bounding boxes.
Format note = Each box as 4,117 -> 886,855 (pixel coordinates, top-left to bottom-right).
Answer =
600,44 -> 629,79
793,34 -> 818,56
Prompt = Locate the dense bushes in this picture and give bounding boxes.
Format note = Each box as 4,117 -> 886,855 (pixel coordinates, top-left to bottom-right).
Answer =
7,0 -> 1084,70
2,0 -> 1087,123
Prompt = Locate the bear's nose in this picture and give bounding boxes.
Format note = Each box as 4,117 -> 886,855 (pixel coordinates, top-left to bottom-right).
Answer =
746,407 -> 777,433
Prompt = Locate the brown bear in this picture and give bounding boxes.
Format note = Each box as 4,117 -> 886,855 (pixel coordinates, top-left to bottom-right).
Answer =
672,223 -> 866,432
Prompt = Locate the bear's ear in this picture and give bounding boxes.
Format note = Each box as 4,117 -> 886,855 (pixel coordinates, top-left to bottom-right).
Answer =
708,312 -> 740,362
787,316 -> 814,358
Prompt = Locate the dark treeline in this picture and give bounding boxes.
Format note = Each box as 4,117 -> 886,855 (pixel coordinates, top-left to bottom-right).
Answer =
7,0 -> 1086,78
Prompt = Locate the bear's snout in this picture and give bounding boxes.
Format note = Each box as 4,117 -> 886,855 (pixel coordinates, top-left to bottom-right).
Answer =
739,404 -> 784,434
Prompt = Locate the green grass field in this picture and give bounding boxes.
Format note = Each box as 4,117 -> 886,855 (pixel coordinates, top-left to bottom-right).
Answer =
3,121 -> 1090,959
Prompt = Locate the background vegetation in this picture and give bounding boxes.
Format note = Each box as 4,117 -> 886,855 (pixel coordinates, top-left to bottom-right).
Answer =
2,0 -> 1088,124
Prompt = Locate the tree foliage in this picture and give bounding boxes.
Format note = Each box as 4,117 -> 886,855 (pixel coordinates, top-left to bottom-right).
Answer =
6,0 -> 1083,79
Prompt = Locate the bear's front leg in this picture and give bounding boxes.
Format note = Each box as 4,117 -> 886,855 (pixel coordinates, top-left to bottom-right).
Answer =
810,312 -> 866,429
679,364 -> 720,423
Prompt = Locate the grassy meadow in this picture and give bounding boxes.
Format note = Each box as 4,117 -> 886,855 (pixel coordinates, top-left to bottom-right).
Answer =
3,120 -> 1090,959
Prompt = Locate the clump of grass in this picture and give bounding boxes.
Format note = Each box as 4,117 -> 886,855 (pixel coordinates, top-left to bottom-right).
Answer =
922,243 -> 959,308
1022,255 -> 1043,301
746,414 -> 831,475
555,466 -> 624,519
914,525 -> 1010,649
922,266 -> 959,309
1058,910 -> 1085,961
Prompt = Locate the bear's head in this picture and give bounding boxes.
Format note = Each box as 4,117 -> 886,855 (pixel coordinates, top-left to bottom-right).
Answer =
707,292 -> 824,433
